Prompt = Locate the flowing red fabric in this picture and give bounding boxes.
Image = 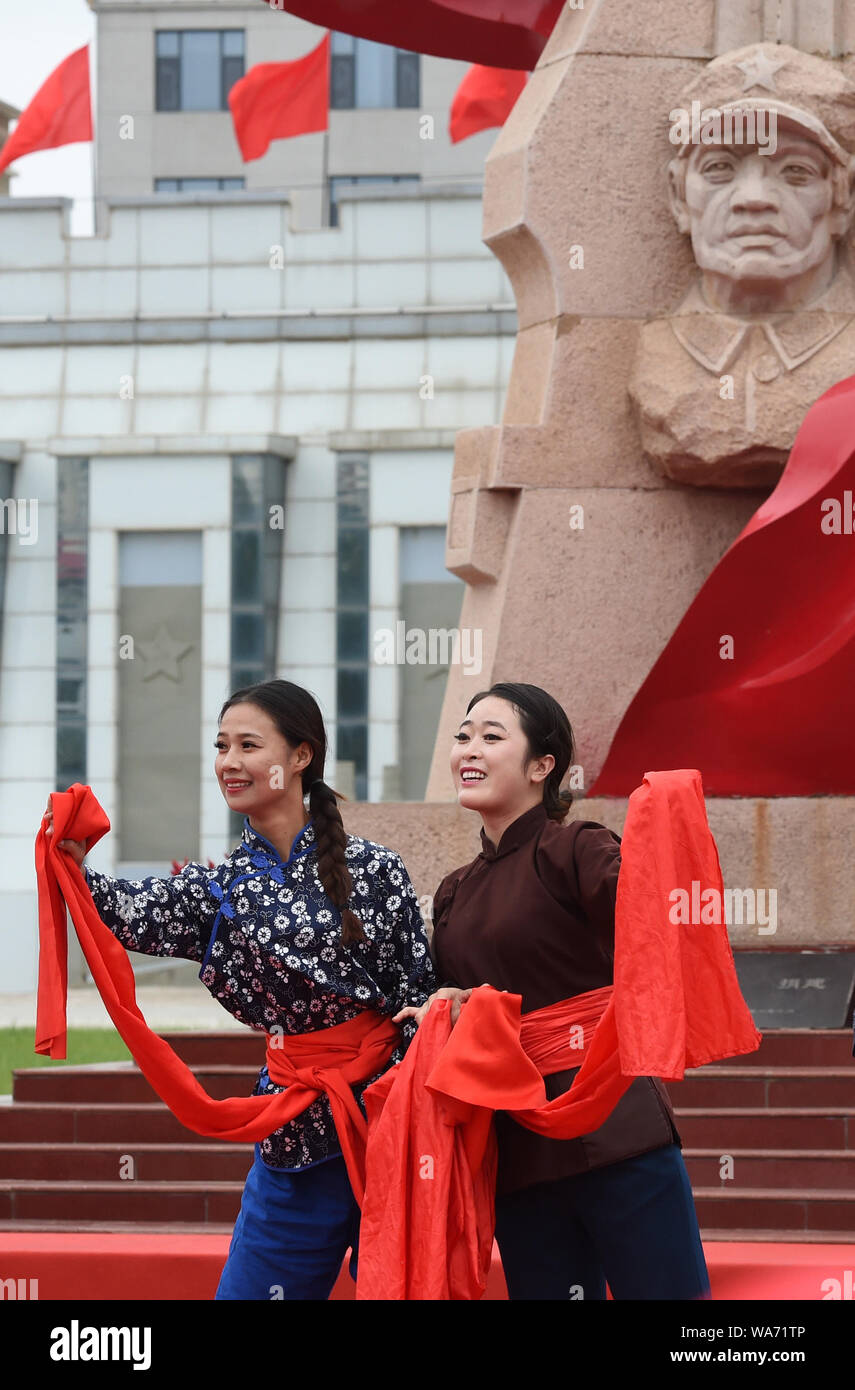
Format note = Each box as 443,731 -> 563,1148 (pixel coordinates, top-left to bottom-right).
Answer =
228,34 -> 330,162
449,64 -> 528,143
355,769 -> 761,1299
591,374 -> 855,796
262,1 -> 563,69
34,784 -> 399,1202
0,45 -> 92,176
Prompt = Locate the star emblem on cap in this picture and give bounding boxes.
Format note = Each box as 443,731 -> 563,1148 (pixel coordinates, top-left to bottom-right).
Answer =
737,49 -> 787,92
137,624 -> 194,681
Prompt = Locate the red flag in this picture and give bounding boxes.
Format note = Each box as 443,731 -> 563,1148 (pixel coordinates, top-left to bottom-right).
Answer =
262,1 -> 563,70
228,33 -> 330,162
0,45 -> 92,176
449,63 -> 527,143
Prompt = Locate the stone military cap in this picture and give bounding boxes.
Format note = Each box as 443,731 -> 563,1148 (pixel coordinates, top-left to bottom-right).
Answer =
670,42 -> 855,168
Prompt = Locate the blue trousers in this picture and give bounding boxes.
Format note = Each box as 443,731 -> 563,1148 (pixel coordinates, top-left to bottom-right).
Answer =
494,1143 -> 711,1300
215,1146 -> 360,1301
216,1141 -> 709,1301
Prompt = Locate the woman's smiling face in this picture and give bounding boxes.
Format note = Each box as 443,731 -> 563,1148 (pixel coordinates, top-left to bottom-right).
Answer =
215,702 -> 310,816
451,695 -> 551,814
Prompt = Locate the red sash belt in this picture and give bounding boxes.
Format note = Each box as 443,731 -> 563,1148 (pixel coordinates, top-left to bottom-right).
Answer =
34,784 -> 399,1203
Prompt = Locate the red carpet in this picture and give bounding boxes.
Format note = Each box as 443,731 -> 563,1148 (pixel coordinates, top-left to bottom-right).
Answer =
1,1234 -> 852,1299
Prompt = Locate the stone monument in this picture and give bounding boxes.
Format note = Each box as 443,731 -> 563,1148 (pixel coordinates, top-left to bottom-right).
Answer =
413,0 -> 855,951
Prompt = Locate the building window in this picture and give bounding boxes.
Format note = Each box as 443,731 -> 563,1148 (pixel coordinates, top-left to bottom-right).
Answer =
328,173 -> 419,228
156,30 -> 245,112
336,455 -> 369,801
330,32 -> 419,110
395,527 -> 464,801
0,461 -> 13,679
155,177 -> 245,193
229,455 -> 287,838
56,459 -> 89,790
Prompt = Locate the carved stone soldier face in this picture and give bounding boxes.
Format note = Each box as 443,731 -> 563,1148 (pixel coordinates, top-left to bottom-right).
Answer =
669,115 -> 852,312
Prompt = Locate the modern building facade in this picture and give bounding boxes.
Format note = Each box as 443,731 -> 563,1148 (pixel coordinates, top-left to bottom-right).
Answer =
0,0 -> 518,993
0,184 -> 514,993
90,0 -> 498,224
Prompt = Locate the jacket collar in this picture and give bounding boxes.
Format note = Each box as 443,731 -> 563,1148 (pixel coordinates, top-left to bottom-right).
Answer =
240,816 -> 316,865
479,802 -> 548,861
669,265 -> 855,375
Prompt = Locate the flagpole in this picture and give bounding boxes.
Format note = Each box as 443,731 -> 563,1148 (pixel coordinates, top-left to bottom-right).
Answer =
321,29 -> 331,226
89,30 -> 98,236
321,123 -> 330,226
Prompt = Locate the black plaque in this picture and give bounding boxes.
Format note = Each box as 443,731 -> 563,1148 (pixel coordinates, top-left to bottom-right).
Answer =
733,951 -> 855,1029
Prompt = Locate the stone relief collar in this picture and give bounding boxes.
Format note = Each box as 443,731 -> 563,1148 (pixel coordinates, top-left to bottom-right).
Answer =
667,264 -> 855,375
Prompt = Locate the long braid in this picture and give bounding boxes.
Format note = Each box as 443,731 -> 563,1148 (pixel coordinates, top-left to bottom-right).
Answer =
308,778 -> 366,946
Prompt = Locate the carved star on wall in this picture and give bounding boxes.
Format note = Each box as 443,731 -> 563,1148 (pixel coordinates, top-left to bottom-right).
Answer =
137,624 -> 194,682
737,50 -> 787,93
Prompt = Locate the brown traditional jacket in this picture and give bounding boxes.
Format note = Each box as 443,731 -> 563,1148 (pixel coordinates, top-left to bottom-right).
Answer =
431,802 -> 679,1196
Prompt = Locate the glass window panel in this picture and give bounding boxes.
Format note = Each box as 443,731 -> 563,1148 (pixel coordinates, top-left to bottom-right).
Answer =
337,530 -> 368,602
155,178 -> 179,192
57,676 -> 86,711
337,668 -> 367,717
337,611 -> 368,662
232,530 -> 262,603
336,723 -> 367,764
336,724 -> 367,799
330,55 -> 355,109
331,31 -> 355,55
232,457 -> 264,523
57,724 -> 86,787
181,31 -> 222,110
222,54 -> 244,103
354,38 -> 395,108
232,612 -> 266,662
156,57 -> 180,111
232,665 -> 263,693
156,31 -> 180,57
222,31 -> 244,56
221,177 -> 245,190
120,532 -> 201,586
336,455 -> 369,523
396,52 -> 420,108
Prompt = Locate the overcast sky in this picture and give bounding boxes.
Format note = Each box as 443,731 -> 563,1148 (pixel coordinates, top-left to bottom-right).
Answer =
0,0 -> 95,231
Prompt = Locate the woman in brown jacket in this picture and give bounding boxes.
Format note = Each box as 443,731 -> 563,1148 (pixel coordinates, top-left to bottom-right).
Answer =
395,681 -> 710,1301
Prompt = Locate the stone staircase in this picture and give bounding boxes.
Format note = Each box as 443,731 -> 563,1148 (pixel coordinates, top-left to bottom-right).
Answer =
0,1029 -> 853,1239
669,1030 -> 855,1241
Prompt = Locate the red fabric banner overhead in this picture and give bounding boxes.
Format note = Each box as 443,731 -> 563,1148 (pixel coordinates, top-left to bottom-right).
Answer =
228,33 -> 330,162
590,375 -> 855,796
449,64 -> 527,142
262,1 -> 563,70
0,45 -> 92,176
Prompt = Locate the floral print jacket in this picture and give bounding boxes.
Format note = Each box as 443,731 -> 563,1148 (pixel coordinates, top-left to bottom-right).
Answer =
83,817 -> 436,1170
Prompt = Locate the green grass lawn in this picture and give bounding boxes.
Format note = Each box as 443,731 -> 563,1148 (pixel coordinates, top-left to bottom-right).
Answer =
0,1027 -> 132,1096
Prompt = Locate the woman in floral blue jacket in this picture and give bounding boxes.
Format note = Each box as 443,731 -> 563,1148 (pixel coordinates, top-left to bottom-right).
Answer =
48,679 -> 436,1299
